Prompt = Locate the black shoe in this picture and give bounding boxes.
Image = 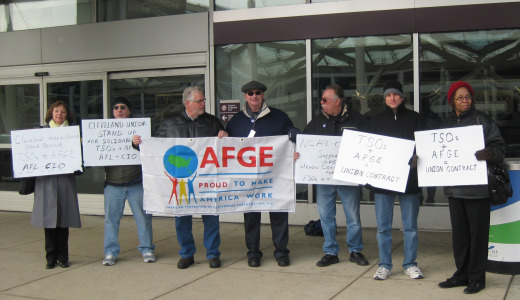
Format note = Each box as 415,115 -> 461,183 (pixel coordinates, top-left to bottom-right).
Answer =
276,256 -> 290,267
248,257 -> 261,267
177,257 -> 194,269
46,261 -> 56,269
349,252 -> 369,266
316,254 -> 339,267
209,257 -> 221,268
58,261 -> 69,268
438,277 -> 469,288
464,282 -> 485,294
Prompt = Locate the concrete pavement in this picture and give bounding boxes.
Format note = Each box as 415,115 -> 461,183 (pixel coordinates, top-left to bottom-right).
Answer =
0,211 -> 518,300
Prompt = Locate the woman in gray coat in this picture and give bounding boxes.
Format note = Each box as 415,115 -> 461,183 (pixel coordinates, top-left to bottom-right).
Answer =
31,100 -> 81,269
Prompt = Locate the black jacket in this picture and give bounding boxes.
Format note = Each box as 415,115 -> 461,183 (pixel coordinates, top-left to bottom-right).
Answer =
303,106 -> 368,136
368,103 -> 426,194
156,110 -> 224,138
440,106 -> 505,199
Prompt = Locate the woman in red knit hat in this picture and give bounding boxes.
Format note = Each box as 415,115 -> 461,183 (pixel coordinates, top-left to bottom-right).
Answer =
438,81 -> 505,294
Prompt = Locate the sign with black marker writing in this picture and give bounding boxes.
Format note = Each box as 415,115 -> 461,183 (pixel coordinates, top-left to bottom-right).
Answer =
333,130 -> 415,193
415,126 -> 487,187
295,134 -> 357,185
11,126 -> 83,178
81,118 -> 151,166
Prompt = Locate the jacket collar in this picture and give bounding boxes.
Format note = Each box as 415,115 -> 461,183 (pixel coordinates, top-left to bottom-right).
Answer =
243,101 -> 270,119
322,104 -> 348,120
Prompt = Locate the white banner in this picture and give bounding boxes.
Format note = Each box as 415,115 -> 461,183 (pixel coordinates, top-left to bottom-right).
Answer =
81,118 -> 151,166
11,126 -> 83,178
333,130 -> 415,193
140,135 -> 295,215
295,134 -> 357,186
415,126 -> 487,187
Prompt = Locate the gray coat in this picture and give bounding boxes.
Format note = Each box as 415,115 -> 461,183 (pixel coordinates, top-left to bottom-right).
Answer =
30,172 -> 81,228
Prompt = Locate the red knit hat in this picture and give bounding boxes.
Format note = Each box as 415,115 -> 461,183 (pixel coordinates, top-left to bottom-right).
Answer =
447,81 -> 474,105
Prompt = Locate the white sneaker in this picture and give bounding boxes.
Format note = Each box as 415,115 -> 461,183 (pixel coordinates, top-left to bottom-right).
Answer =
143,252 -> 156,263
373,267 -> 391,280
103,254 -> 117,266
404,266 -> 424,279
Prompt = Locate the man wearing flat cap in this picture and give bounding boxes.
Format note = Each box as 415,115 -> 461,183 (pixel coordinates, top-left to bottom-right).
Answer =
226,80 -> 299,268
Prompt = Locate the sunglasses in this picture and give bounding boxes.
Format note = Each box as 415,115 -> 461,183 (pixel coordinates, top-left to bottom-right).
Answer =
247,91 -> 263,96
113,105 -> 127,110
320,97 -> 338,103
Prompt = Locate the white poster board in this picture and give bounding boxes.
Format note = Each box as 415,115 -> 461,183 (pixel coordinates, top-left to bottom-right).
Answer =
415,126 -> 487,187
333,130 -> 415,193
81,118 -> 151,166
11,126 -> 83,178
295,134 -> 357,185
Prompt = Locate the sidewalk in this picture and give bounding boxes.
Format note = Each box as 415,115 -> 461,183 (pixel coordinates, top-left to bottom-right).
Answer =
1,211 -> 518,300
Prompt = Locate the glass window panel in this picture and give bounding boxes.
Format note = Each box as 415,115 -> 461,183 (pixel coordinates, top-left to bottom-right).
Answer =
0,0 -> 93,32
215,40 -> 308,200
47,80 -> 103,194
98,0 -> 208,22
0,84 -> 40,191
419,29 -> 520,159
215,0 -> 305,10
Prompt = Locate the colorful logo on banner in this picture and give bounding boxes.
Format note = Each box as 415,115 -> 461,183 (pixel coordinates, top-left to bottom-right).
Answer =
163,145 -> 199,205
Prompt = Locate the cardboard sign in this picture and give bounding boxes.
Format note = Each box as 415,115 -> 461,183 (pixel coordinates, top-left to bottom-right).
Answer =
415,126 -> 487,187
81,118 -> 151,166
333,130 -> 415,193
11,126 -> 83,178
295,134 -> 357,185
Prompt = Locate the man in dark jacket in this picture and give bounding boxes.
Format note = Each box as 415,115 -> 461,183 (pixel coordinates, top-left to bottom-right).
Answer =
226,80 -> 298,268
133,86 -> 227,270
369,81 -> 426,281
300,84 -> 369,267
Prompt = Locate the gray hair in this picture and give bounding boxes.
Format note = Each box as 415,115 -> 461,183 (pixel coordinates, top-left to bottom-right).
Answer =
183,86 -> 204,103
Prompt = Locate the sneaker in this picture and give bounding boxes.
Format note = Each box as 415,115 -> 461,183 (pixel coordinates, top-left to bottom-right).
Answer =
316,254 -> 339,267
349,252 -> 369,266
103,254 -> 117,266
404,266 -> 424,279
373,267 -> 391,280
143,252 -> 156,263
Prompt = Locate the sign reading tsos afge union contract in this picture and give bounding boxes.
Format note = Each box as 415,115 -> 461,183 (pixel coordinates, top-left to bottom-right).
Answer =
333,130 -> 415,193
82,118 -> 151,166
295,134 -> 357,186
415,126 -> 487,187
11,126 -> 83,178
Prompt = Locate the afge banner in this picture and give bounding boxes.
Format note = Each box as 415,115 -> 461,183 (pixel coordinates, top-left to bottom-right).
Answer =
415,126 -> 487,187
140,135 -> 295,215
333,130 -> 415,193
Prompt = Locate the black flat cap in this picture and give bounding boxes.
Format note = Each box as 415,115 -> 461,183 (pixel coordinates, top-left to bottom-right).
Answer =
241,80 -> 267,93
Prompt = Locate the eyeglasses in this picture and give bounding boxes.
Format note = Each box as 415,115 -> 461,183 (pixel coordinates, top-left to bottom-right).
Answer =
247,91 -> 263,96
454,95 -> 472,102
320,97 -> 338,103
113,105 -> 127,110
190,99 -> 206,103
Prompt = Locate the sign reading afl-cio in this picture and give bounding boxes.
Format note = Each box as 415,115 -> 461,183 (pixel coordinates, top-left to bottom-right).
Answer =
81,118 -> 151,166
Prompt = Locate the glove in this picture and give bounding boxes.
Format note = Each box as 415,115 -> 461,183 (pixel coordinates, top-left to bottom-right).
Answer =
475,148 -> 494,162
288,127 -> 302,143
408,155 -> 418,169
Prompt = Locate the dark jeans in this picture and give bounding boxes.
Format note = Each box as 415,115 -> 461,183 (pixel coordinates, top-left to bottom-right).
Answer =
244,212 -> 289,259
44,227 -> 69,263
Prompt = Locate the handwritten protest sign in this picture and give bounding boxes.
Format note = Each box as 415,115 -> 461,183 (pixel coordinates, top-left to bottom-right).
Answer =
333,130 -> 415,193
140,136 -> 295,215
81,118 -> 151,166
415,126 -> 487,187
11,126 -> 82,178
295,134 -> 357,185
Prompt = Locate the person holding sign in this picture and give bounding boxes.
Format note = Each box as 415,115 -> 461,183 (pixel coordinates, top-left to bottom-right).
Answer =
226,80 -> 300,268
31,101 -> 81,269
133,86 -> 227,269
102,97 -> 155,266
369,81 -> 426,280
298,84 -> 369,267
438,81 -> 505,294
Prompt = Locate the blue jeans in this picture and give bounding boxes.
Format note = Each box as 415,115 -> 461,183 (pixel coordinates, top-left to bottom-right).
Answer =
374,192 -> 420,270
176,215 -> 220,259
104,184 -> 155,256
316,185 -> 364,255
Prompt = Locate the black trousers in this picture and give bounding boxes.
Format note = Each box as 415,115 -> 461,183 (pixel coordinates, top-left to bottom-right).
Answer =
448,197 -> 490,284
44,227 -> 69,263
244,212 -> 289,259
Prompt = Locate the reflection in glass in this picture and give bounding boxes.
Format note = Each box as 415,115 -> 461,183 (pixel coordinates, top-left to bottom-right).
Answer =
97,0 -> 209,21
0,0 -> 92,32
215,40 -> 307,200
215,0 -> 305,10
47,80 -> 104,194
